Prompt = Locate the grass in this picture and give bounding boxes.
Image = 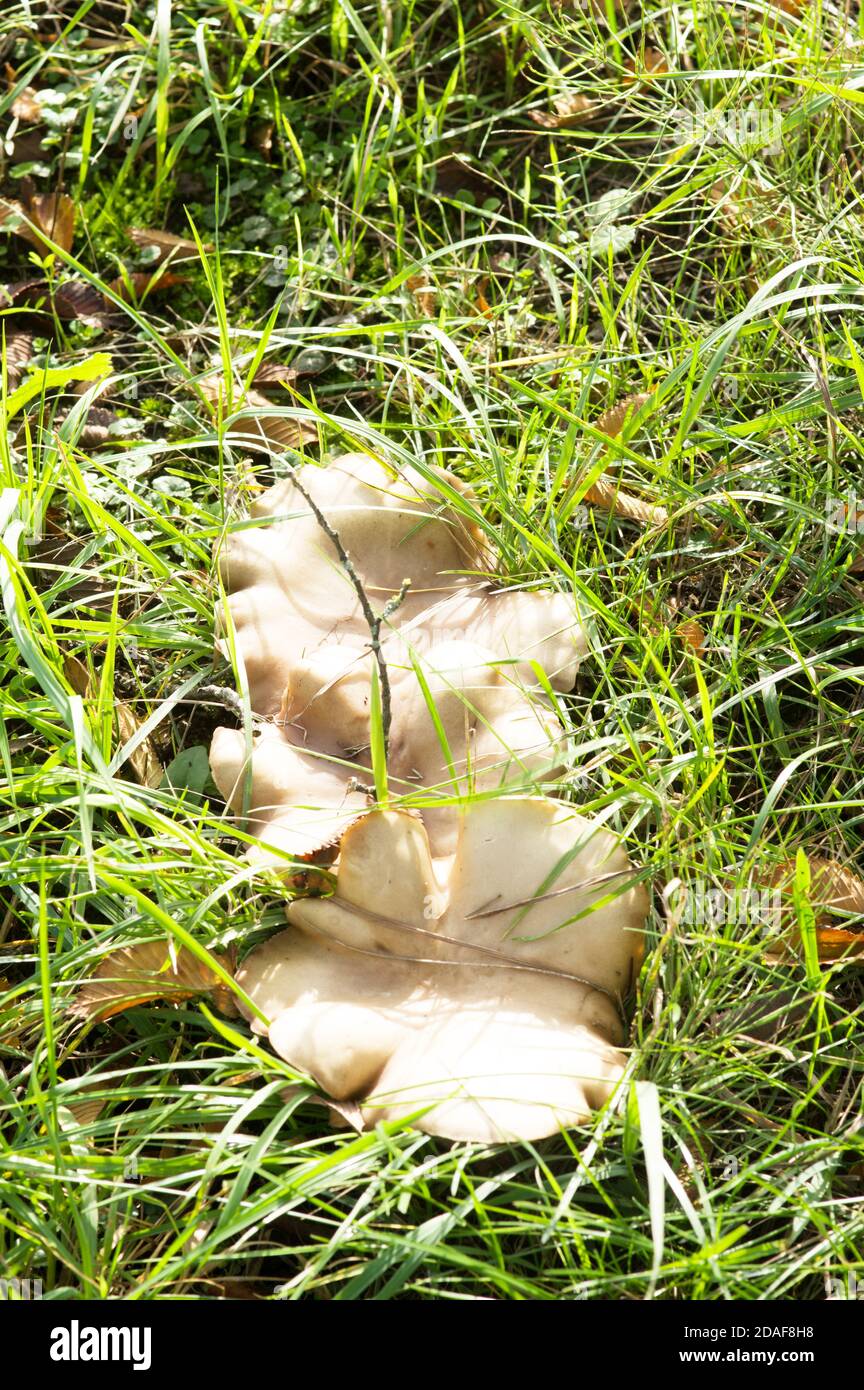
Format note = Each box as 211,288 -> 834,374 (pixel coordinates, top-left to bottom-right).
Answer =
1,0 -> 863,1301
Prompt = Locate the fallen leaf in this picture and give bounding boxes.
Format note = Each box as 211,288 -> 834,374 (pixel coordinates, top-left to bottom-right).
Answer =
19,183 -> 75,253
530,93 -> 596,129
676,619 -> 705,655
250,362 -> 299,388
127,227 -> 209,263
63,653 -> 92,697
475,276 -> 492,317
10,87 -> 42,123
762,857 -> 864,963
116,701 -> 164,789
623,49 -> 669,86
406,273 -> 436,317
107,269 -> 187,303
70,940 -> 238,1022
57,405 -> 122,448
197,375 -> 318,452
53,279 -> 118,329
2,329 -> 33,385
8,277 -> 118,329
594,392 -> 651,438
582,475 -> 669,527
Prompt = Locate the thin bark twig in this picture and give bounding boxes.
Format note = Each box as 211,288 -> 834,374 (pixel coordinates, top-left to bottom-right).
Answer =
286,466 -> 409,768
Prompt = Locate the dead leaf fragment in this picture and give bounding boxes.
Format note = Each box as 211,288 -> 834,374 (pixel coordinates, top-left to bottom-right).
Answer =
197,374 -> 317,452
762,857 -> 864,963
676,619 -> 705,655
0,185 -> 75,254
116,702 -> 164,789
127,227 -> 209,263
249,362 -> 299,388
582,475 -> 669,528
71,940 -> 238,1022
530,93 -> 596,129
594,392 -> 651,439
406,274 -> 436,317
10,87 -> 42,123
49,279 -> 118,329
2,328 -> 33,385
623,49 -> 669,86
107,269 -> 187,303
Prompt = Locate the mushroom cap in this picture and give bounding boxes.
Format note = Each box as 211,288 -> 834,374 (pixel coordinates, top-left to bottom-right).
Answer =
237,797 -> 647,1142
210,454 -> 589,864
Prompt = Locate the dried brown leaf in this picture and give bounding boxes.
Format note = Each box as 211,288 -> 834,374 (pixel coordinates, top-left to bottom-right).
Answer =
11,86 -> 42,123
107,269 -> 187,303
594,392 -> 651,439
762,857 -> 864,963
623,49 -> 669,86
250,362 -> 299,388
57,405 -> 121,448
127,227 -> 209,263
23,187 -> 75,253
406,274 -> 436,317
116,702 -> 164,789
676,619 -> 705,655
52,279 -> 118,329
530,93 -> 596,129
63,653 -> 92,697
70,940 -> 238,1022
2,328 -> 33,384
582,475 -> 669,527
198,375 -> 318,452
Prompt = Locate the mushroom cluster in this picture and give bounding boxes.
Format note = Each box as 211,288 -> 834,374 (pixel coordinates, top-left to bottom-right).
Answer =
210,453 -> 647,1140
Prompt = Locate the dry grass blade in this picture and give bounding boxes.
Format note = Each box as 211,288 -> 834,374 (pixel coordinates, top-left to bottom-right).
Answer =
70,941 -> 238,1022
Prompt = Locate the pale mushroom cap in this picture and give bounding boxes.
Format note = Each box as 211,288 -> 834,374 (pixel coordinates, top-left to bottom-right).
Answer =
210,453 -> 589,865
236,798 -> 646,1142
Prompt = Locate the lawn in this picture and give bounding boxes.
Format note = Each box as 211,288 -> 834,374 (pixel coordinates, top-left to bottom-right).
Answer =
1,0 -> 863,1301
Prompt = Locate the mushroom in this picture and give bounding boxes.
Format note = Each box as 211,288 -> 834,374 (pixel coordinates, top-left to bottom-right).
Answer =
236,797 -> 647,1142
209,454 -> 589,863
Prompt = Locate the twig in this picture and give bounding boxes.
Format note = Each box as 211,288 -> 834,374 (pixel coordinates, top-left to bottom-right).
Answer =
285,465 -> 410,765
